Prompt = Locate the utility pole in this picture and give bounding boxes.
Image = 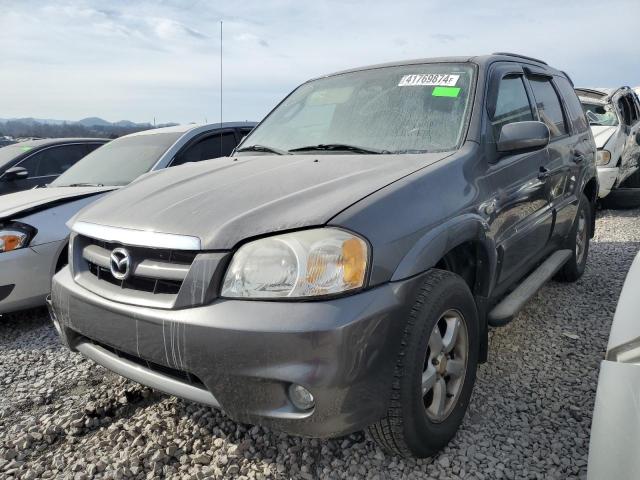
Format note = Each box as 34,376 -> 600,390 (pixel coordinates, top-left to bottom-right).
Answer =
220,20 -> 223,127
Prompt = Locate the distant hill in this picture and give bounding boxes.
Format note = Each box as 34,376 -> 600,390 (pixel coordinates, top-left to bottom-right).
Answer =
77,117 -> 114,127
0,117 -> 178,139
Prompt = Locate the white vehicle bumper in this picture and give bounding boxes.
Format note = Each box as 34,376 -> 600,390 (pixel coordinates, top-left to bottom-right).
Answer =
0,240 -> 64,314
588,360 -> 640,479
597,166 -> 619,198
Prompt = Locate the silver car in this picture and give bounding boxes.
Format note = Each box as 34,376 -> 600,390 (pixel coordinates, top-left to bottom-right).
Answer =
588,251 -> 640,478
0,122 -> 256,314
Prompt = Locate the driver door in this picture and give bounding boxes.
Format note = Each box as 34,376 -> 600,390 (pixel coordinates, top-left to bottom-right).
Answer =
484,64 -> 553,290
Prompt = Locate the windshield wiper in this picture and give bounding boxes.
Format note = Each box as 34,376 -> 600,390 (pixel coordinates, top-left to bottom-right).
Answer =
235,144 -> 291,155
66,183 -> 105,187
288,143 -> 388,154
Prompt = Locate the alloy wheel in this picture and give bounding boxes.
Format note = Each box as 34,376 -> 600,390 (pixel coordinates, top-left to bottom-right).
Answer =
422,309 -> 469,422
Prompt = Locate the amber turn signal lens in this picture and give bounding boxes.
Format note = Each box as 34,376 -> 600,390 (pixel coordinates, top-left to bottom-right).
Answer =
0,233 -> 28,253
341,237 -> 367,286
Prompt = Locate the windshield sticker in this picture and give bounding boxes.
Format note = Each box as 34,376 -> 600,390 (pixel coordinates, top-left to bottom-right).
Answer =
432,86 -> 461,97
398,74 -> 460,87
20,146 -> 34,152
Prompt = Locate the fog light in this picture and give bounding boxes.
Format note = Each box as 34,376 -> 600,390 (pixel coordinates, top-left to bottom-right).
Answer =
288,384 -> 315,410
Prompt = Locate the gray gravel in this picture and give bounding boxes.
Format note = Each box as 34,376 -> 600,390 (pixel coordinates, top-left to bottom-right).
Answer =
1,207 -> 639,480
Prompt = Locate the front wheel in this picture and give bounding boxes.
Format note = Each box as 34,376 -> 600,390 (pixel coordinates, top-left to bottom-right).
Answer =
555,193 -> 591,282
368,269 -> 479,458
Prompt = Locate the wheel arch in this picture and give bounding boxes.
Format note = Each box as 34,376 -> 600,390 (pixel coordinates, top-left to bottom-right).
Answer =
391,214 -> 496,297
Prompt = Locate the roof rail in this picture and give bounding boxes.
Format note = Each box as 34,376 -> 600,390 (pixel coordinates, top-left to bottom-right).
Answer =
492,52 -> 548,65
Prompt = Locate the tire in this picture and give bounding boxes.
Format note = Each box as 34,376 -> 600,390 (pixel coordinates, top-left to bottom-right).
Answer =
600,187 -> 640,209
555,193 -> 591,282
368,269 -> 479,458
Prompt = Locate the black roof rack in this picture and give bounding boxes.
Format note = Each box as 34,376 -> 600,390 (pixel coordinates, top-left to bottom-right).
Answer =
492,52 -> 548,65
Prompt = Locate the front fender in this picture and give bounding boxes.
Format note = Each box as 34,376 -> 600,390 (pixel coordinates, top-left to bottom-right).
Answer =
391,213 -> 496,289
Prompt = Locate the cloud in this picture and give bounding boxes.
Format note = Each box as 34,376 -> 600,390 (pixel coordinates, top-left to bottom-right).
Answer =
1,0 -> 639,124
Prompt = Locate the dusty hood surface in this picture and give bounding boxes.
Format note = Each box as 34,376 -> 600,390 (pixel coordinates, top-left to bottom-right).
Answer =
591,125 -> 617,149
0,186 -> 116,220
75,153 -> 452,249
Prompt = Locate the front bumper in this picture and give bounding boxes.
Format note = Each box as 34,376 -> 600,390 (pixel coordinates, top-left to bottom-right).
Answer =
51,266 -> 426,438
596,166 -> 619,198
0,240 -> 64,314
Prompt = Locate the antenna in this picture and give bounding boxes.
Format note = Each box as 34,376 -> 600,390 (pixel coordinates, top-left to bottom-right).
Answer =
220,20 -> 223,127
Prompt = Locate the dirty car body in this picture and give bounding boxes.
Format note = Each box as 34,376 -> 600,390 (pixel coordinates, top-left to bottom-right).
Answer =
1,122 -> 256,314
51,54 -> 598,456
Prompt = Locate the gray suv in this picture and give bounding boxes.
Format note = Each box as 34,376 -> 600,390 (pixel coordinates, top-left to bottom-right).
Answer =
50,53 -> 597,457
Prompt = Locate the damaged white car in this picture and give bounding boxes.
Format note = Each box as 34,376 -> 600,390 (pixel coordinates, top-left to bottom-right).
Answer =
576,87 -> 640,204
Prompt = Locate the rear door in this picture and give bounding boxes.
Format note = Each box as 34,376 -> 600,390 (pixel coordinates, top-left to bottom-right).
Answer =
484,63 -> 552,288
538,75 -> 594,241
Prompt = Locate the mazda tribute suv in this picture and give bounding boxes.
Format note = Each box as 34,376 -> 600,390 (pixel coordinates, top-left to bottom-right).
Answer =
50,53 -> 597,457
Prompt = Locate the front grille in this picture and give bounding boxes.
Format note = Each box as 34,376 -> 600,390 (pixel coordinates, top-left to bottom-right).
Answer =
87,262 -> 183,294
81,237 -> 197,296
90,336 -> 205,389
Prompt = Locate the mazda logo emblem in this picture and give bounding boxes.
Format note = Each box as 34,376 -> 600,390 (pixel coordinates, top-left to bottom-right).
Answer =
109,247 -> 131,280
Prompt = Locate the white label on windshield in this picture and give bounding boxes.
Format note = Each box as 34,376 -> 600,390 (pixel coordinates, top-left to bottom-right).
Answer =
398,74 -> 460,87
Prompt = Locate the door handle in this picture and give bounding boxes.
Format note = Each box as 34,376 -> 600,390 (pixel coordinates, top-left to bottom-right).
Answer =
572,153 -> 585,164
538,166 -> 550,180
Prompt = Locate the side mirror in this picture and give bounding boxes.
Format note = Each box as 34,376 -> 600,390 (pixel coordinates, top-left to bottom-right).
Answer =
2,166 -> 29,181
497,121 -> 550,153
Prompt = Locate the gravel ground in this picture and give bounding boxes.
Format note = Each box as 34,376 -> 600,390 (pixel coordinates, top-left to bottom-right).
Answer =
1,207 -> 639,480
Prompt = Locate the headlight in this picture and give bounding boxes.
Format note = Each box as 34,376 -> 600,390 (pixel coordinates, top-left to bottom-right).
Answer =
596,149 -> 611,166
0,223 -> 34,253
221,228 -> 369,299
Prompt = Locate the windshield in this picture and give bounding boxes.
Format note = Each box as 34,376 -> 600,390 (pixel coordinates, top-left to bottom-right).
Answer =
51,132 -> 181,187
0,144 -> 34,170
581,102 -> 619,126
240,63 -> 475,154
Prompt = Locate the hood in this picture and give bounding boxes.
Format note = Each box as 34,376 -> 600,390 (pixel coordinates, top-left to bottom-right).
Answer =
75,153 -> 452,249
591,125 -> 617,149
0,186 -> 116,221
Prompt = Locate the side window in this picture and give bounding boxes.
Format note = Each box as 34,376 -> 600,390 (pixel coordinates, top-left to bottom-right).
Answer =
528,78 -> 568,138
172,132 -> 237,167
18,144 -> 88,177
238,128 -> 253,141
85,142 -> 104,156
490,75 -> 534,140
554,77 -> 589,133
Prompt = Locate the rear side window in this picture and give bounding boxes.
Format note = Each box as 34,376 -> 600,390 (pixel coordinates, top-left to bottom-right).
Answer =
172,132 -> 237,167
491,75 -> 534,139
529,78 -> 568,138
555,77 -> 589,133
18,144 -> 89,177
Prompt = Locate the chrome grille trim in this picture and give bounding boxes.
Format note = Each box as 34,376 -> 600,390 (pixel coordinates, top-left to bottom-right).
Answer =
72,221 -> 201,250
82,244 -> 190,282
71,234 -> 230,310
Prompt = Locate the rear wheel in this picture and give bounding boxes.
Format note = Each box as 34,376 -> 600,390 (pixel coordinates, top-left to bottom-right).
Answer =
368,269 -> 479,458
556,193 -> 590,282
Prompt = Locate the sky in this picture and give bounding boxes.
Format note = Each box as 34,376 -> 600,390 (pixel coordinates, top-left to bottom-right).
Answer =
1,0 -> 639,125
